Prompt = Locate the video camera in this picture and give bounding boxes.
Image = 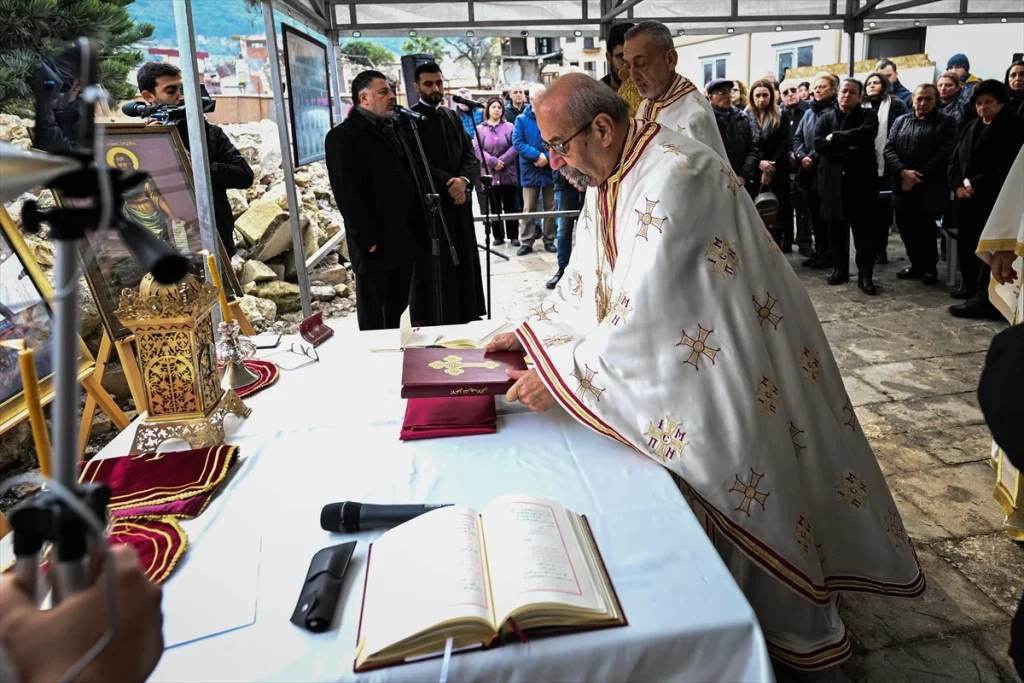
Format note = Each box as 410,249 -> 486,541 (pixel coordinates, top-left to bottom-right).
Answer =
121,83 -> 216,123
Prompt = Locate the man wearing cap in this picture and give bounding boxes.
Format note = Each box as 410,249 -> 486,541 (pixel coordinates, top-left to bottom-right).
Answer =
948,53 -> 982,96
623,20 -> 728,160
707,77 -> 760,189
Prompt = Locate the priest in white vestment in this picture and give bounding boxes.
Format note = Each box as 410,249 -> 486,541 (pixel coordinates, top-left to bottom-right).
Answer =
487,73 -> 924,670
623,21 -> 729,162
977,146 -> 1024,539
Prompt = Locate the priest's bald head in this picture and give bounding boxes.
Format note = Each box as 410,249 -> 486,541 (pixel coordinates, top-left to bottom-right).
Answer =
533,73 -> 631,189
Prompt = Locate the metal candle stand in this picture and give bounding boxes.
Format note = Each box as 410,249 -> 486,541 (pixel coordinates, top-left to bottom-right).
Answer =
217,320 -> 259,391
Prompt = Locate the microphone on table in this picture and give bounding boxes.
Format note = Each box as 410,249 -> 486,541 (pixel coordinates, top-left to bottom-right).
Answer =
451,94 -> 485,109
394,104 -> 426,121
320,502 -> 453,533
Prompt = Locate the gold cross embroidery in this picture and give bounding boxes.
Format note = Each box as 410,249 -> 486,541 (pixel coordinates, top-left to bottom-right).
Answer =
571,270 -> 584,298
837,471 -> 869,507
884,509 -> 908,550
800,347 -> 821,382
660,141 -> 683,155
644,417 -> 687,461
730,469 -> 769,515
790,421 -> 806,457
706,237 -> 738,277
635,198 -> 666,240
608,291 -> 632,327
843,398 -> 858,431
542,334 -> 573,347
532,303 -> 557,321
796,515 -> 812,555
428,354 -> 500,377
572,364 -> 604,401
677,324 -> 719,370
753,292 -> 782,330
757,375 -> 780,415
720,161 -> 740,196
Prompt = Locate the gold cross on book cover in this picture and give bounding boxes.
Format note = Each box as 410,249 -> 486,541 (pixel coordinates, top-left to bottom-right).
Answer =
401,348 -> 527,398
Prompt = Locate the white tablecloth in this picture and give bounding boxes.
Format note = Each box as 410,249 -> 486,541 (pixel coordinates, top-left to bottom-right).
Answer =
4,322 -> 774,682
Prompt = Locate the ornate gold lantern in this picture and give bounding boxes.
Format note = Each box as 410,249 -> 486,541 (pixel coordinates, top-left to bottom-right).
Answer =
117,274 -> 250,454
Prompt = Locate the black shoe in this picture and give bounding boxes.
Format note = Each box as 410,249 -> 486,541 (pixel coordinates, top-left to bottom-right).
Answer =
827,270 -> 849,285
544,243 -> 558,253
492,238 -> 505,246
798,244 -> 813,257
949,286 -> 972,300
949,301 -> 1004,320
810,254 -> 831,269
546,269 -> 564,289
510,239 -> 521,247
533,229 -> 543,240
876,251 -> 889,265
921,273 -> 939,285
858,274 -> 878,296
516,244 -> 533,256
896,267 -> 921,280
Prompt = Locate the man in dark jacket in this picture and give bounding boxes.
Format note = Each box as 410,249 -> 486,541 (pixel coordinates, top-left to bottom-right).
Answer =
505,84 -> 528,125
707,79 -> 760,188
781,79 -> 812,255
326,70 -> 425,330
815,78 -> 881,294
883,84 -> 958,283
136,62 -> 254,258
875,59 -> 912,106
794,75 -> 837,268
599,23 -> 634,91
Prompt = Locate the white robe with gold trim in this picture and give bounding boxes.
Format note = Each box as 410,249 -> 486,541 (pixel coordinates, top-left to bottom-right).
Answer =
515,121 -> 924,669
635,73 -> 729,162
976,146 -> 1024,540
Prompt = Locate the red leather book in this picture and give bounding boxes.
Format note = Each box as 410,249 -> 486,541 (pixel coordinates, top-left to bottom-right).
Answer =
401,349 -> 527,399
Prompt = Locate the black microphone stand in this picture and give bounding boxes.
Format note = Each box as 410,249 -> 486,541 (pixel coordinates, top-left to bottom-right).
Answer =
405,113 -> 459,326
469,120 -> 513,321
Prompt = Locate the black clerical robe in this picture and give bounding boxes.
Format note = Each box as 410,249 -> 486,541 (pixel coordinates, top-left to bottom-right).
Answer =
409,101 -> 487,325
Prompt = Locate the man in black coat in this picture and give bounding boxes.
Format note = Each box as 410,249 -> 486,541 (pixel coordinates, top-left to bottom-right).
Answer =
815,78 -> 881,295
706,79 -> 760,188
325,70 -> 425,330
883,84 -> 958,283
137,62 -> 254,257
410,62 -> 487,325
781,79 -> 812,255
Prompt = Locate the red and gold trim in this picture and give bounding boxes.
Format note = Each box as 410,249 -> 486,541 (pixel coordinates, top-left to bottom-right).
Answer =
109,516 -> 188,585
234,359 -> 280,399
767,633 -> 853,671
643,75 -> 698,123
518,320 -> 926,611
597,120 -> 661,269
80,445 -> 239,512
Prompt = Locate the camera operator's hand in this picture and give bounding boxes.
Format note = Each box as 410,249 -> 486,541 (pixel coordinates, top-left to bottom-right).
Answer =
369,245 -> 378,253
146,117 -> 161,126
446,177 -> 468,204
0,545 -> 164,683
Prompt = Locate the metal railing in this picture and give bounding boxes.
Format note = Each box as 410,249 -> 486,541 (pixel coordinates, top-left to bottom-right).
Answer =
472,210 -> 580,223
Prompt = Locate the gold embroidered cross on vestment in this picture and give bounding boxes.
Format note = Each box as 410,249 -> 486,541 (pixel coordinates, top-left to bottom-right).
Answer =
677,324 -> 719,370
730,469 -> 769,515
428,355 -> 499,377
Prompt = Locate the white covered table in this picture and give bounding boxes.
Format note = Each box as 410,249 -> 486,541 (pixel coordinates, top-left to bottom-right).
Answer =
4,322 -> 774,682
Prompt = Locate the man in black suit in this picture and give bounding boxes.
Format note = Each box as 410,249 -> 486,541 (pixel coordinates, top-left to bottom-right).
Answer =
325,70 -> 425,330
410,62 -> 487,325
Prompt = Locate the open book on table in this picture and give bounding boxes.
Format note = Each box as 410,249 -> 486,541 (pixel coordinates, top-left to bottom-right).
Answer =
371,308 -> 513,351
354,494 -> 626,672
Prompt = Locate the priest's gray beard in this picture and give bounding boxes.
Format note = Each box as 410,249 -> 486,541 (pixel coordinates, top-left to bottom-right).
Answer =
560,165 -> 592,190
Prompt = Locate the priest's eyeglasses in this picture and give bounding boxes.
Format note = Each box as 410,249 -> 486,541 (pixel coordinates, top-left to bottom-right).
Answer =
267,343 -> 320,371
542,120 -> 593,156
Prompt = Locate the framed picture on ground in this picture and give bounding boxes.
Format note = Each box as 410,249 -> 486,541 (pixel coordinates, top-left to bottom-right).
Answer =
0,207 -> 95,435
54,123 -> 243,341
281,23 -> 333,167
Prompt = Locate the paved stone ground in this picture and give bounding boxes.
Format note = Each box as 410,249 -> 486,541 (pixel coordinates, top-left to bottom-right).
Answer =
471,221 -> 1022,683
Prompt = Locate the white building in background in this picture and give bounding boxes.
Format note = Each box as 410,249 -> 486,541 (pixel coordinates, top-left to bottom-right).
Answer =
674,22 -> 1022,89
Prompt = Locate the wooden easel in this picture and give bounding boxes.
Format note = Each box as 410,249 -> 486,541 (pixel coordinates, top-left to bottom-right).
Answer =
77,330 -> 146,459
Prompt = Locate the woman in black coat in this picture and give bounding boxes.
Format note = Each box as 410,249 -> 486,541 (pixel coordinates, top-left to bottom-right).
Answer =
884,83 -> 958,283
746,79 -> 792,250
863,72 -> 909,264
947,79 -> 1024,318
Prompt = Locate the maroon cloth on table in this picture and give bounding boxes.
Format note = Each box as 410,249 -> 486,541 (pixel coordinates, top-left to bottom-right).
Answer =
399,396 -> 497,441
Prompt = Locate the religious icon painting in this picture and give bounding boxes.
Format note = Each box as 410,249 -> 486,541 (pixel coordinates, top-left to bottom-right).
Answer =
0,208 -> 94,434
52,124 -> 243,341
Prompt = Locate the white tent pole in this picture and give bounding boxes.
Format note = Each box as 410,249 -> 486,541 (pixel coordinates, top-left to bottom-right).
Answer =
262,0 -> 314,318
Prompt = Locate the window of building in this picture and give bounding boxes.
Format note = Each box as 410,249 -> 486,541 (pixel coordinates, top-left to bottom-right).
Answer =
700,55 -> 727,86
535,37 -> 554,55
584,61 -> 597,78
775,43 -> 814,79
566,36 -> 577,43
570,61 -> 579,67
584,37 -> 596,50
506,38 -> 528,56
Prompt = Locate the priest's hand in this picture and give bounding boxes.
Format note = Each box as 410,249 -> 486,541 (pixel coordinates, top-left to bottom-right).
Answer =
446,177 -> 468,204
506,368 -> 555,412
990,250 -> 1019,286
0,545 -> 164,683
484,332 -> 523,353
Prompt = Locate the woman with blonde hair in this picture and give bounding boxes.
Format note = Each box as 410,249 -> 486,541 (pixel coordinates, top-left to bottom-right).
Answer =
730,79 -> 748,108
936,70 -> 968,125
747,79 -> 791,248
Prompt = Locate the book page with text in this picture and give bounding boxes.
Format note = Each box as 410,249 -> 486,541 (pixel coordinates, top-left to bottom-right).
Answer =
360,506 -> 495,656
481,495 -> 606,625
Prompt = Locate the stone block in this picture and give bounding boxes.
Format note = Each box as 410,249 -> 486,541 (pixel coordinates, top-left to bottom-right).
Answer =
969,628 -> 1019,683
333,283 -> 350,298
868,393 -> 985,435
889,462 -> 1007,540
226,188 -> 249,217
234,200 -> 292,261
237,295 -> 277,326
311,285 -> 335,301
853,359 -> 977,402
294,171 -> 310,186
934,532 -> 1024,616
842,375 -> 890,407
867,434 -> 942,476
835,635 -> 1003,683
310,265 -> 349,286
230,253 -> 245,279
267,263 -> 286,281
906,425 -> 995,466
240,259 -> 278,285
100,366 -> 134,402
856,308 -> 1002,356
252,281 -> 301,314
840,547 -> 1007,651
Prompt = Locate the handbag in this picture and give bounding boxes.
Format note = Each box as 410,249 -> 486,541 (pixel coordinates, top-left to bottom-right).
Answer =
754,183 -> 780,230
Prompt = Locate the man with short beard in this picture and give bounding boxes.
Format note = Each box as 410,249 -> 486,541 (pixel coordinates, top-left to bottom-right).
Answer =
485,73 -> 924,671
624,20 -> 727,160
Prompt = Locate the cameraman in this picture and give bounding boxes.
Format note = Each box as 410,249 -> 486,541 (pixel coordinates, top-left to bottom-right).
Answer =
135,62 -> 254,256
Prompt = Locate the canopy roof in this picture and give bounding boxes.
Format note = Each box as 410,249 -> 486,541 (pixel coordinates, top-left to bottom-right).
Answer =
273,0 -> 1023,38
